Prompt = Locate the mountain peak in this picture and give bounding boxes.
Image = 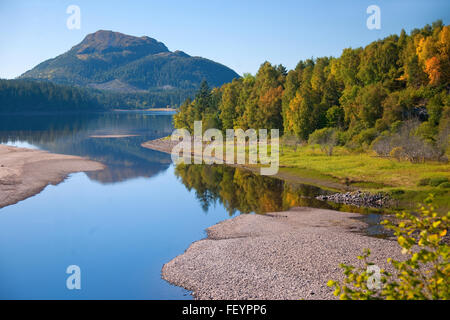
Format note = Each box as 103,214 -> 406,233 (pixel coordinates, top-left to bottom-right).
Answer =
20,30 -> 240,93
74,30 -> 169,55
173,50 -> 190,58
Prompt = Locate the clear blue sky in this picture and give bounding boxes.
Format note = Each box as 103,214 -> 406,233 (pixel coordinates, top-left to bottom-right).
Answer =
0,0 -> 449,79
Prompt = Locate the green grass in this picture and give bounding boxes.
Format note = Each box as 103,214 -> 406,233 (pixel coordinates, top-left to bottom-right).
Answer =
279,145 -> 450,211
279,166 -> 341,184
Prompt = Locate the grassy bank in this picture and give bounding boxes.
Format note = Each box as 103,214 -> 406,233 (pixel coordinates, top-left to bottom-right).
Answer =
279,145 -> 450,211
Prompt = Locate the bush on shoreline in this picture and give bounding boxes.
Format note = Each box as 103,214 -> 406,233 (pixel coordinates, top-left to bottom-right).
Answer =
328,196 -> 449,300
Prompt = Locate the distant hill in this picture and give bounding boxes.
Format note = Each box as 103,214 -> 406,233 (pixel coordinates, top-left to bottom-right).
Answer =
0,78 -> 199,112
0,79 -> 103,112
19,30 -> 240,95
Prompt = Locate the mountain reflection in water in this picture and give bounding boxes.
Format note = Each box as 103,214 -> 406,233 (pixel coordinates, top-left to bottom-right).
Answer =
0,112 -> 174,183
0,112 -> 386,217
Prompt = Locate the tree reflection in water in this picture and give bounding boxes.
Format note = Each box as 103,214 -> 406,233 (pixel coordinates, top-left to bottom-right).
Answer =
175,164 -> 338,215
175,164 -> 388,217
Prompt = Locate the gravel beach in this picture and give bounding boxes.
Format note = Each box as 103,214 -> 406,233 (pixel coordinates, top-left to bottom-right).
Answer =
162,207 -> 403,300
0,145 -> 104,209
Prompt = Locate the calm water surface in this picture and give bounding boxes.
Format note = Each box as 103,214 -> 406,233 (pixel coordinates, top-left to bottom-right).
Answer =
0,112 -> 383,299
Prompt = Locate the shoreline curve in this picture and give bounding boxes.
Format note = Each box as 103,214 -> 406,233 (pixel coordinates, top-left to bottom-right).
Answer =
0,145 -> 104,209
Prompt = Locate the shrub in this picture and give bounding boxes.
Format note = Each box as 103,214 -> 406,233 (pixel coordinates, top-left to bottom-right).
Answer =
328,196 -> 450,300
281,134 -> 302,152
375,119 -> 389,132
353,128 -> 379,147
335,130 -> 350,146
417,121 -> 438,143
371,133 -> 391,157
391,121 -> 403,133
429,177 -> 449,187
308,128 -> 337,156
372,120 -> 443,163
417,178 -> 431,187
389,189 -> 405,196
439,182 -> 450,189
437,119 -> 450,161
390,147 -> 405,161
417,177 -> 449,187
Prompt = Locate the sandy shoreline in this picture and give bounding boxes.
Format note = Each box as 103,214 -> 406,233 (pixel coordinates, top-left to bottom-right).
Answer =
142,138 -> 180,155
0,145 -> 104,209
162,207 -> 402,300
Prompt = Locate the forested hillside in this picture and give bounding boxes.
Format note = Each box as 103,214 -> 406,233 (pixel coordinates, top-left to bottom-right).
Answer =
0,79 -> 104,112
174,21 -> 450,162
0,79 -> 198,111
20,30 -> 239,94
11,30 -> 241,110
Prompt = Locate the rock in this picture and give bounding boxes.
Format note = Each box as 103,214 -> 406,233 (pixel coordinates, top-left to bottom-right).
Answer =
316,191 -> 390,208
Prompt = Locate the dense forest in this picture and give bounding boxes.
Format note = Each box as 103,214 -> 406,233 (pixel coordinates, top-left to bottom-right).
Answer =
174,21 -> 450,162
0,79 -> 104,112
0,79 -> 194,111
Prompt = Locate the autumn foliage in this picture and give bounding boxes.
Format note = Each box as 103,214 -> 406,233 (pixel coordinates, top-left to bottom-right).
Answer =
175,22 -> 449,159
